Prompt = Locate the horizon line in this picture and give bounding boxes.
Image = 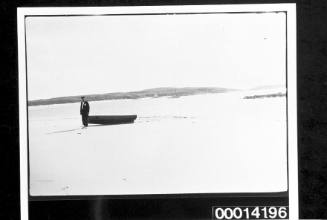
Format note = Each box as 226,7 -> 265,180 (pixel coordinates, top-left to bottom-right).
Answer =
28,84 -> 285,102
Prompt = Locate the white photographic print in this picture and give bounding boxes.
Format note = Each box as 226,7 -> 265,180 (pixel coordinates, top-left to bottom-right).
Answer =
18,4 -> 297,220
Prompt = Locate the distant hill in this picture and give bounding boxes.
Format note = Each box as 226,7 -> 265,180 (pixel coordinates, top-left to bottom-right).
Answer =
244,92 -> 286,99
28,87 -> 235,106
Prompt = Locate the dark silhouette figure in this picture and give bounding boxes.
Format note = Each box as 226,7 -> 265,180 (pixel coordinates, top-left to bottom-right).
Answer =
80,96 -> 90,127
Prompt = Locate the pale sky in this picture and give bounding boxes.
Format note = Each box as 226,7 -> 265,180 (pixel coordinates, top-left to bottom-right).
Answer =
25,12 -> 286,100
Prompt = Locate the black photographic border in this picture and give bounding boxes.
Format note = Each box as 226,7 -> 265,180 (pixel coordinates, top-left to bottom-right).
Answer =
2,1 -> 327,219
16,5 -> 299,220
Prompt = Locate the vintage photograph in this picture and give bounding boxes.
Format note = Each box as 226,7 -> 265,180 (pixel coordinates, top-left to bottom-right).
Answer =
18,4 -> 297,219
26,9 -> 287,196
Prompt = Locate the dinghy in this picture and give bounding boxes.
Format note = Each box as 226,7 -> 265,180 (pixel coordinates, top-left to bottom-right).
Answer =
88,115 -> 137,125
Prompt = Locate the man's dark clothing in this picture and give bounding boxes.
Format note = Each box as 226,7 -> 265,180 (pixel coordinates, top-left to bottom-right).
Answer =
80,101 -> 90,126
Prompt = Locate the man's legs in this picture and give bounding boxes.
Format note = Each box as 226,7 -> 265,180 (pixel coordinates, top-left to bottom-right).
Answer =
82,114 -> 89,126
82,114 -> 86,126
85,114 -> 89,126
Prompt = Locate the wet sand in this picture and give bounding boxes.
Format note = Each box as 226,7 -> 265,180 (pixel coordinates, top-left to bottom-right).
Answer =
28,91 -> 288,196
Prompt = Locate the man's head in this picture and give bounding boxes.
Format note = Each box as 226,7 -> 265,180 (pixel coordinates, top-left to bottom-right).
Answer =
81,96 -> 85,101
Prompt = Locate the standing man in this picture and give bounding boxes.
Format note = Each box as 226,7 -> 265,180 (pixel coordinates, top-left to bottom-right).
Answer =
80,96 -> 90,127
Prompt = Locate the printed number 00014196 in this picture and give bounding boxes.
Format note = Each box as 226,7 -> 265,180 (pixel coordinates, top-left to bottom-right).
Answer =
212,206 -> 288,219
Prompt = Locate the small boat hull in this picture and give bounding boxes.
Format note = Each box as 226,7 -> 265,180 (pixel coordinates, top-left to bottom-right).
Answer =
88,115 -> 137,125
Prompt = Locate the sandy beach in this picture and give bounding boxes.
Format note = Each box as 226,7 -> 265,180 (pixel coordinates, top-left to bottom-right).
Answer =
28,89 -> 287,196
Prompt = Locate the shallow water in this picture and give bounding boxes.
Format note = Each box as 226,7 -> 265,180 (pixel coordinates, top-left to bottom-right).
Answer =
28,90 -> 288,196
